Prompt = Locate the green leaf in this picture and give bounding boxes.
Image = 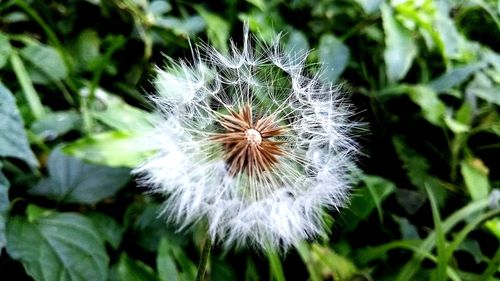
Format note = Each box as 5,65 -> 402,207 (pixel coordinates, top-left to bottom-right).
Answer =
31,111 -> 81,140
117,253 -> 158,281
10,51 -> 46,119
29,148 -> 130,204
148,0 -> 172,16
126,203 -> 187,253
407,85 -> 446,127
267,249 -> 286,281
26,204 -> 55,222
392,136 -> 430,188
310,244 -> 358,280
393,216 -> 420,239
73,30 -> 101,72
6,212 -> 108,281
434,6 -> 461,60
90,89 -> 154,132
468,86 -> 500,106
397,198 -> 492,280
285,30 -> 309,58
444,116 -> 470,134
479,246 -> 500,280
63,131 -> 154,168
157,238 -> 180,281
0,32 -> 12,68
244,258 -> 260,281
442,208 -> 500,272
0,168 -> 9,250
485,218 -> 500,239
395,189 -> 427,215
460,159 -> 490,201
318,34 -> 350,83
212,257 -> 237,281
20,43 -> 68,84
0,83 -> 38,167
363,175 -> 396,222
87,212 -> 124,250
194,6 -> 230,53
238,11 -> 280,42
381,3 -> 417,83
429,63 -> 483,92
343,175 -> 395,231
152,235 -> 195,281
154,16 -> 205,37
354,0 -> 382,13
457,239 -> 483,264
427,186 -> 446,281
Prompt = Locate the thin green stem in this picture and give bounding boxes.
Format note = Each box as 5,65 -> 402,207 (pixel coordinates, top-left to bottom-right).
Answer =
10,51 -> 45,119
195,236 -> 212,281
267,249 -> 285,281
478,245 -> 500,280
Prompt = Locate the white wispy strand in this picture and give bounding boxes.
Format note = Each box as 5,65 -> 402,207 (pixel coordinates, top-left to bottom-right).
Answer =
134,25 -> 360,251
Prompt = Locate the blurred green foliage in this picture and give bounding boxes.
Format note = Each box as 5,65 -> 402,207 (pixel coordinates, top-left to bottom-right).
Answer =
0,0 -> 499,280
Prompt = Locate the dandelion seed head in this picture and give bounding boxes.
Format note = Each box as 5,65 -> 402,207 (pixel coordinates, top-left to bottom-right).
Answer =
134,24 -> 361,251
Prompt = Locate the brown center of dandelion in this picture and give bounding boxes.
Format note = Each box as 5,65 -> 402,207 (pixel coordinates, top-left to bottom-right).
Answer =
211,104 -> 285,175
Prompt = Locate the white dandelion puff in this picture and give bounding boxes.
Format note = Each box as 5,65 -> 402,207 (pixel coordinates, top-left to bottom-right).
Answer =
134,25 -> 360,251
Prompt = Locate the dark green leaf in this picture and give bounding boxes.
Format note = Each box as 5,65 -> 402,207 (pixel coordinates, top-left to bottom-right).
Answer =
20,43 -> 68,84
149,1 -> 172,16
212,257 -> 238,281
434,8 -> 461,60
31,111 -> 81,140
381,3 -> 417,83
0,168 -> 8,250
29,148 -> 130,204
457,239 -> 483,264
395,189 -> 426,215
393,216 -> 420,239
468,86 -> 500,105
74,30 -> 101,72
6,212 -> 108,281
285,30 -> 309,58
0,83 -> 38,167
342,175 -> 395,231
354,0 -> 382,13
128,203 -> 187,252
195,6 -> 230,53
392,136 -> 432,189
429,63 -> 484,92
117,254 -> 158,281
361,175 -> 395,221
407,85 -> 446,127
0,32 -> 12,68
10,51 -> 45,119
318,34 -> 350,83
154,16 -> 205,37
87,212 -> 124,250
157,238 -> 180,281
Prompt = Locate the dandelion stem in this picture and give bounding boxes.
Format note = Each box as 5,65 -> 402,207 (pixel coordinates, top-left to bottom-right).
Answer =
195,236 -> 212,281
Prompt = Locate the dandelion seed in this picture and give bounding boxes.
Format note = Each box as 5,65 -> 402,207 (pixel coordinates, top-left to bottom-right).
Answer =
134,25 -> 360,251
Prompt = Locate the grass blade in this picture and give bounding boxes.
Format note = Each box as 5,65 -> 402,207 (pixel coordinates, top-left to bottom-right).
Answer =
427,185 -> 447,281
10,51 -> 44,119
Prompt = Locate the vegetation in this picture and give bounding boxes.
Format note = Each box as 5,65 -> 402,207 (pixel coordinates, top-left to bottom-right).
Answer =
0,0 -> 499,280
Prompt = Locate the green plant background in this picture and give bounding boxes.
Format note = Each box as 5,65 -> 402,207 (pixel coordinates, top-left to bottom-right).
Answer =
0,0 -> 499,280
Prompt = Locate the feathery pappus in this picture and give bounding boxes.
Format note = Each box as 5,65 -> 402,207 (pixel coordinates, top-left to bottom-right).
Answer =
134,25 -> 360,251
